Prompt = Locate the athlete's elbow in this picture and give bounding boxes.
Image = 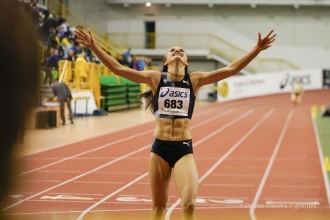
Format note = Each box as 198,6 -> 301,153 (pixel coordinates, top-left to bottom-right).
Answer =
111,65 -> 126,76
224,67 -> 237,76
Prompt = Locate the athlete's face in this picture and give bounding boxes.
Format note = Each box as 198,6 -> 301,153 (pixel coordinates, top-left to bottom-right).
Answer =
164,46 -> 188,67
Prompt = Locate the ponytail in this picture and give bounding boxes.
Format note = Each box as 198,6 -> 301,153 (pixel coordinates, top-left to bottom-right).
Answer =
137,89 -> 155,114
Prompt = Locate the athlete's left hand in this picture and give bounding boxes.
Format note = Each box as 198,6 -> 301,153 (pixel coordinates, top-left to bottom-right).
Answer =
257,30 -> 276,51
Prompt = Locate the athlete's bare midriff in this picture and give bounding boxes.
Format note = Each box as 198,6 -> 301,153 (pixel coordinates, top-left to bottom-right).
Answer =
154,117 -> 191,141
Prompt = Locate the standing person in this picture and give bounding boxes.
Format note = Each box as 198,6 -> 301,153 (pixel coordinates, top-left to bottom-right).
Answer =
291,79 -> 304,106
52,80 -> 74,125
75,28 -> 276,220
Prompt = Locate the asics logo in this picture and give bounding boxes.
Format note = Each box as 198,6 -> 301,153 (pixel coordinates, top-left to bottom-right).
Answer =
160,88 -> 170,98
183,80 -> 190,85
160,88 -> 188,98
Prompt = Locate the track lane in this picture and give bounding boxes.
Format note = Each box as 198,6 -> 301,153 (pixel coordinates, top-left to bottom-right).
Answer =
253,106 -> 330,220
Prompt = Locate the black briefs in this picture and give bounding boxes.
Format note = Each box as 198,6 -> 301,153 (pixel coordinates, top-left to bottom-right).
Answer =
151,138 -> 193,168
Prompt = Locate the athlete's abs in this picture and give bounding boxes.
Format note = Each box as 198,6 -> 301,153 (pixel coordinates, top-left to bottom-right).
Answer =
154,117 -> 191,141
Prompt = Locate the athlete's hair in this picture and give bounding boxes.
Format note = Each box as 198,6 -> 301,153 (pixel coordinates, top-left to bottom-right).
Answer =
137,53 -> 188,114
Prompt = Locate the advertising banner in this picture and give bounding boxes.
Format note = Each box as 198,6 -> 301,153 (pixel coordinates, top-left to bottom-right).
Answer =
217,69 -> 323,102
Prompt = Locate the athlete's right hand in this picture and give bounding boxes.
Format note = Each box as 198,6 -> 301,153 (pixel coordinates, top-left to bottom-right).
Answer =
75,28 -> 95,48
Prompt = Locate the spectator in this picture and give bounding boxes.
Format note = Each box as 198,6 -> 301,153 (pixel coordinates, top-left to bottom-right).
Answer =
52,80 -> 74,125
41,13 -> 57,41
75,53 -> 89,82
76,44 -> 92,62
138,56 -> 146,71
132,56 -> 140,70
44,48 -> 60,86
64,49 -> 76,62
46,27 -> 58,49
122,47 -> 132,66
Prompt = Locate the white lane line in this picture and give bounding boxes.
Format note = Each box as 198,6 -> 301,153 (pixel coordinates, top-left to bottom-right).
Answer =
165,109 -> 274,220
95,172 -> 141,175
118,194 -> 176,198
16,130 -> 153,177
224,166 -> 264,169
203,184 -> 255,187
269,185 -> 321,188
38,170 -> 83,173
271,175 -> 319,178
76,173 -> 149,220
249,109 -> 293,220
190,108 -> 235,129
312,116 -> 330,206
17,108 -> 235,177
73,181 -> 124,184
213,174 -> 260,177
18,180 -> 61,183
47,193 -> 104,196
1,145 -> 150,212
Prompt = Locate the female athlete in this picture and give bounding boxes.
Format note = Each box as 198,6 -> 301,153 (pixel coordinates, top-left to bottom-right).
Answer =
75,28 -> 276,220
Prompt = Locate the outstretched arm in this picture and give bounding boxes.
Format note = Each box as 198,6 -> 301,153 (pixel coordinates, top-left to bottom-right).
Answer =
75,28 -> 158,85
192,30 -> 276,88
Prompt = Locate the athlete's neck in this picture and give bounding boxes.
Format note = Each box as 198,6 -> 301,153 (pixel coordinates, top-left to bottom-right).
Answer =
167,71 -> 184,77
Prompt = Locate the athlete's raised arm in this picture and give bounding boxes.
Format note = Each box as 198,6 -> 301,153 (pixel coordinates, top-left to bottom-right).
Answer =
190,30 -> 276,90
75,28 -> 159,86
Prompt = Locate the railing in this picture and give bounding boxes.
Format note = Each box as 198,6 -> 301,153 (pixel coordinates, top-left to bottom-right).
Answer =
58,60 -> 103,108
44,0 -> 298,73
110,32 -> 299,73
58,60 -> 159,108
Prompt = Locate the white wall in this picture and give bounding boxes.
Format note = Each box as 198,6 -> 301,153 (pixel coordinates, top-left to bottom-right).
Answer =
66,1 -> 330,69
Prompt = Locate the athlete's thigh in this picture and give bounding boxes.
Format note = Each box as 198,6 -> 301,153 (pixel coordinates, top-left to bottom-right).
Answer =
148,153 -> 172,203
172,154 -> 198,199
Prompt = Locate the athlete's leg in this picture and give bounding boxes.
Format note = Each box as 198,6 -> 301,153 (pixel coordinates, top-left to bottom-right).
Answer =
291,93 -> 296,104
296,94 -> 302,104
149,152 -> 172,220
173,154 -> 198,220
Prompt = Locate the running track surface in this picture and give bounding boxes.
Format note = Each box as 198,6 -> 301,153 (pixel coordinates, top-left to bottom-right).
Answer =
1,90 -> 330,220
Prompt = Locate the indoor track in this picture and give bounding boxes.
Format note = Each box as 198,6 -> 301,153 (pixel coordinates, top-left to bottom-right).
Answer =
1,90 -> 330,220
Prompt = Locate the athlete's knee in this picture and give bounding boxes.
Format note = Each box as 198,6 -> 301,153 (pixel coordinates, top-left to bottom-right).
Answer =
151,203 -> 166,216
182,199 -> 196,214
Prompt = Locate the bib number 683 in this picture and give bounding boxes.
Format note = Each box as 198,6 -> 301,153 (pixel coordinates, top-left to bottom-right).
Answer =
164,99 -> 183,109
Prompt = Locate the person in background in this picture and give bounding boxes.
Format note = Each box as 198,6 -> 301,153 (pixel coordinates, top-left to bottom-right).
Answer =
75,52 -> 89,82
291,79 -> 304,106
122,47 -> 132,66
44,48 -> 60,87
52,79 -> 74,125
0,1 -> 39,215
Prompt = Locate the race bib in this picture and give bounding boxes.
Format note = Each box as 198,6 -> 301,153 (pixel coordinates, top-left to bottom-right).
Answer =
158,87 -> 190,116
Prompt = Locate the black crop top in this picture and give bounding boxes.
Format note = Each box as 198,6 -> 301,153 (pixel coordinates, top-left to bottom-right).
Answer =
152,72 -> 196,119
